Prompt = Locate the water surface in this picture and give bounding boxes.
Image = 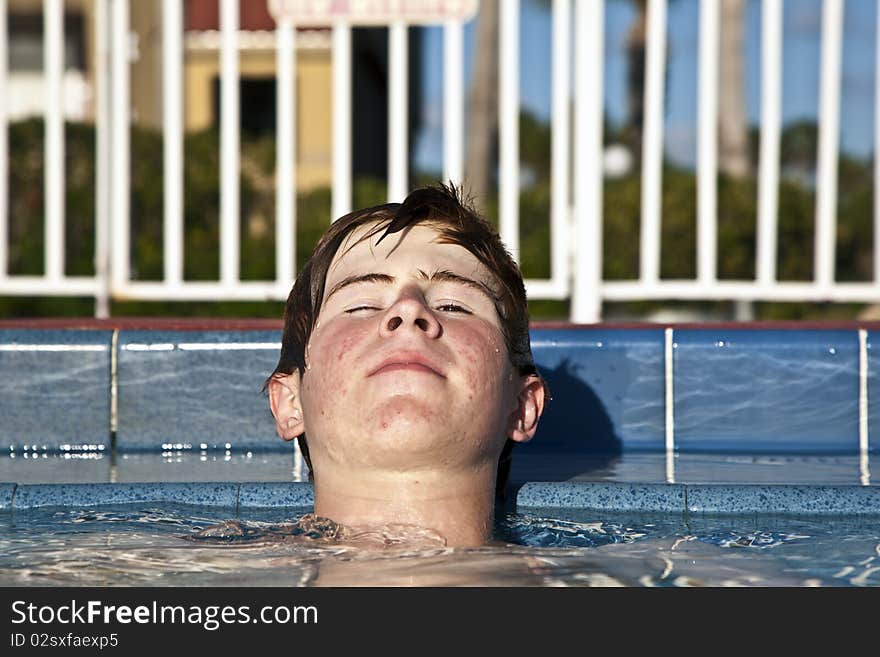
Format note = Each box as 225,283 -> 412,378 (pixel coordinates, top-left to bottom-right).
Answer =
1,505 -> 877,586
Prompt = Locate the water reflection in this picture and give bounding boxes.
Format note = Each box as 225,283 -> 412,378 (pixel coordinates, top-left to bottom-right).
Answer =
0,507 -> 878,587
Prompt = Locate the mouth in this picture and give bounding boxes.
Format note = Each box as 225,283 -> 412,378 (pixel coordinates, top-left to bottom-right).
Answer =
368,354 -> 446,378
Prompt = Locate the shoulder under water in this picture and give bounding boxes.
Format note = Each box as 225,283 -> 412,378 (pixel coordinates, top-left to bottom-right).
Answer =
187,513 -> 450,550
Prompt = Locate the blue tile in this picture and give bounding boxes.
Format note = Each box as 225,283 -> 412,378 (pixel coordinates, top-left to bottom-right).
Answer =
685,484 -> 880,515
0,483 -> 15,510
526,328 -> 665,454
0,330 -> 112,450
673,330 -> 860,453
868,331 -> 880,454
13,482 -> 239,509
514,481 -> 685,512
116,330 -> 282,450
238,482 -> 314,508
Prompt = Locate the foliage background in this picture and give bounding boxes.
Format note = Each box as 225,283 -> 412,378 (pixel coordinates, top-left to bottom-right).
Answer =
1,117 -> 875,321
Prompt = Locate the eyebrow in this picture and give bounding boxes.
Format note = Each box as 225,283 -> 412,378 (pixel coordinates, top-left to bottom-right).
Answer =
422,269 -> 500,302
324,269 -> 499,304
325,273 -> 394,303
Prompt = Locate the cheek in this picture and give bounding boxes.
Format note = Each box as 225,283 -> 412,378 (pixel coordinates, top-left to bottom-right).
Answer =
329,331 -> 359,364
453,325 -> 510,398
316,321 -> 374,367
302,323 -> 371,407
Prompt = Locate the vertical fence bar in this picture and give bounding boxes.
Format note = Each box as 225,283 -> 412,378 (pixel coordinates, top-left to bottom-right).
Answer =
388,22 -> 408,202
640,0 -> 667,285
499,0 -> 520,261
550,0 -> 570,288
0,0 -> 7,277
875,0 -> 880,284
330,23 -> 352,222
697,0 -> 719,285
571,0 -> 604,322
220,0 -> 240,286
756,0 -> 782,286
276,17 -> 296,287
162,0 -> 183,286
442,20 -> 463,186
332,23 -> 351,222
815,0 -> 843,290
44,0 -> 64,281
94,0 -> 110,316
110,0 -> 129,289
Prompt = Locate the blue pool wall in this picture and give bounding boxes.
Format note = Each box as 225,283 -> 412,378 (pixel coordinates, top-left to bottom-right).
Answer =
0,321 -> 878,456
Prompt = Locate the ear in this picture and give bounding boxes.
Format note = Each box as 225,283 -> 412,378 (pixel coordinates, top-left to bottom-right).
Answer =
506,374 -> 546,443
268,373 -> 305,442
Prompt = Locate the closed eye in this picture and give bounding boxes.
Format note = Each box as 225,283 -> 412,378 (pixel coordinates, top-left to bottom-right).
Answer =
344,305 -> 381,314
435,303 -> 471,314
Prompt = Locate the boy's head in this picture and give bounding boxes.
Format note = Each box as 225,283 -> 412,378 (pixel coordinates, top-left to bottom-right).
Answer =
266,183 -> 545,497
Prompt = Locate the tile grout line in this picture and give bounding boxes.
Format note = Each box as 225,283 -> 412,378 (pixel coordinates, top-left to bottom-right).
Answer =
858,329 -> 870,486
110,328 -> 119,435
859,329 -> 868,452
664,327 -> 675,483
110,329 -> 119,483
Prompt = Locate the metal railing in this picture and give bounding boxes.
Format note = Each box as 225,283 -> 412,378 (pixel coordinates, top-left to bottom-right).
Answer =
0,0 -> 878,321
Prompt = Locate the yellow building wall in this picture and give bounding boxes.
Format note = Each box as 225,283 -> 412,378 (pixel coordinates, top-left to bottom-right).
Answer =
185,47 -> 333,191
130,0 -> 163,128
295,50 -> 333,191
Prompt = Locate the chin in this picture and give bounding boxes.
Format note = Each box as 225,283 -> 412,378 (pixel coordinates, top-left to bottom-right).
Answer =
358,398 -> 452,449
365,394 -> 445,428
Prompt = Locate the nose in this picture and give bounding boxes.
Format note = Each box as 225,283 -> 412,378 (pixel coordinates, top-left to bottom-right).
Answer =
379,293 -> 442,339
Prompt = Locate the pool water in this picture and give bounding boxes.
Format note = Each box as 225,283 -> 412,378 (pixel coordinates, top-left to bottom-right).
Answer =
1,504 -> 877,587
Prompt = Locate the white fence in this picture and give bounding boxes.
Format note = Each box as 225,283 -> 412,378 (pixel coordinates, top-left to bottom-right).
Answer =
0,0 -> 878,321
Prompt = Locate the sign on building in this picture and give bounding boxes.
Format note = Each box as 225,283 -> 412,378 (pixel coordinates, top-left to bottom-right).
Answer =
268,0 -> 479,25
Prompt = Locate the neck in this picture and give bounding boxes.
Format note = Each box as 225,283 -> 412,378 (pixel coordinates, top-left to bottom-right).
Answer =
311,463 -> 500,547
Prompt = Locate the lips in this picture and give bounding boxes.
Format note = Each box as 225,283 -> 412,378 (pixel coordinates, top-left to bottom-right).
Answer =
367,352 -> 446,378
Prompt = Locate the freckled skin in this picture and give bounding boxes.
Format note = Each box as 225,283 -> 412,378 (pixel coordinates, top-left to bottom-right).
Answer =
299,225 -> 518,474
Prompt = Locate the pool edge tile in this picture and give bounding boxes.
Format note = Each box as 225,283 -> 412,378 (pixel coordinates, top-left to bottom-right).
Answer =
685,484 -> 880,515
514,481 -> 686,512
0,483 -> 15,510
238,482 -> 314,508
12,482 -> 239,509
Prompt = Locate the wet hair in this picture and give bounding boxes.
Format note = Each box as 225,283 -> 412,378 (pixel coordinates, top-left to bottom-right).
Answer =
265,183 -> 543,498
